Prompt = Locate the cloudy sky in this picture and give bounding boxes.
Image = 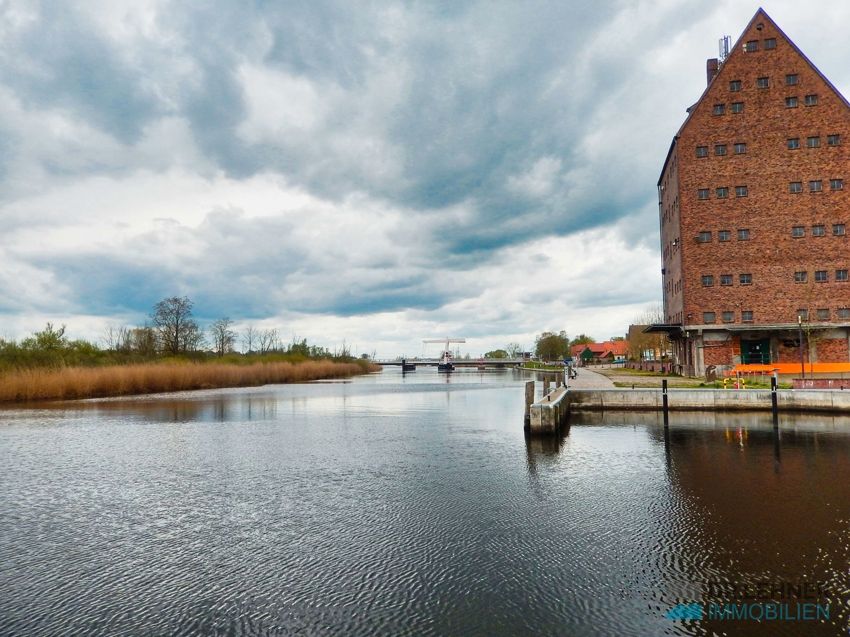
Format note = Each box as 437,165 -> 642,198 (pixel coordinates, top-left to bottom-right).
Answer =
2,0 -> 848,357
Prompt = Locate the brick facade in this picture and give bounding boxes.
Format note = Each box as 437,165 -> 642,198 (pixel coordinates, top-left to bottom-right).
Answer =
658,9 -> 850,375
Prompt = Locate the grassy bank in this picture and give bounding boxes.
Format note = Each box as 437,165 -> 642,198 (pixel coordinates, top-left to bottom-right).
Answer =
0,360 -> 378,403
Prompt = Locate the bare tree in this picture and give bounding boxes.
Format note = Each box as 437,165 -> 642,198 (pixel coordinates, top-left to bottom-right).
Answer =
209,318 -> 236,357
242,325 -> 257,354
152,296 -> 200,355
102,326 -> 131,352
259,328 -> 278,354
129,326 -> 158,357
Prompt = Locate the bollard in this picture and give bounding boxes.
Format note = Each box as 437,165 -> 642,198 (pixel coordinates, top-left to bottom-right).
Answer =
524,381 -> 535,424
662,379 -> 669,428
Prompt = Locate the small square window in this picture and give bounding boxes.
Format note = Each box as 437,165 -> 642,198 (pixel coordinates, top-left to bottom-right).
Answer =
794,271 -> 808,283
718,230 -> 731,242
735,185 -> 748,197
812,224 -> 825,236
722,311 -> 735,323
764,38 -> 776,50
720,274 -> 733,286
696,145 -> 709,158
827,134 -> 841,146
791,225 -> 805,237
697,189 -> 709,200
744,40 -> 759,52
696,231 -> 712,243
833,224 -> 846,236
807,136 -> 820,148
739,273 -> 752,285
716,187 -> 728,198
742,310 -> 754,322
805,94 -> 818,106
836,269 -> 849,282
816,308 -> 830,321
786,74 -> 799,86
730,80 -> 742,92
786,96 -> 798,108
798,309 -> 809,321
787,138 -> 800,149
731,102 -> 744,114
703,312 -> 716,324
734,142 -> 747,154
789,181 -> 803,194
809,180 -> 823,192
715,144 -> 727,156
713,103 -> 726,115
838,308 -> 850,319
702,275 -> 714,287
737,228 -> 750,240
815,270 -> 828,282
757,76 -> 770,88
830,179 -> 843,191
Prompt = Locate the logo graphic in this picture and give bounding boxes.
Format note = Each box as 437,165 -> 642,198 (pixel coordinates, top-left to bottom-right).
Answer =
665,603 -> 704,621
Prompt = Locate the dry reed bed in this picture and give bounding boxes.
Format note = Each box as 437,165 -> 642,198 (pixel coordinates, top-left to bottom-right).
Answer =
0,360 -> 377,403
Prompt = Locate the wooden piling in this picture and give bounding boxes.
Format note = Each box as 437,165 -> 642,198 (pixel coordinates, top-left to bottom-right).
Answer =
524,381 -> 535,424
662,379 -> 669,428
543,378 -> 550,396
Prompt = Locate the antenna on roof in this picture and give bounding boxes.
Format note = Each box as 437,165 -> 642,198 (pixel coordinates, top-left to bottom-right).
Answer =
718,35 -> 731,64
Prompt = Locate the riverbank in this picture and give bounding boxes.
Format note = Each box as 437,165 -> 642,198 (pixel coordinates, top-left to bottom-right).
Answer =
0,360 -> 378,403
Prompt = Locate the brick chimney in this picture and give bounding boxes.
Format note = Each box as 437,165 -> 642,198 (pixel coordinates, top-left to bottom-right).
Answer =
706,58 -> 719,86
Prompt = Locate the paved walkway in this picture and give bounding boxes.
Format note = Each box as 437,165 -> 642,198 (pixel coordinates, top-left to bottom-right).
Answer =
565,367 -> 615,389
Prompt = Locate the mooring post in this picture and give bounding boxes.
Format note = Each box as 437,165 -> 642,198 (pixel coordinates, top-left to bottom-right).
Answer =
662,379 -> 669,428
543,378 -> 550,397
771,375 -> 779,427
524,380 -> 534,425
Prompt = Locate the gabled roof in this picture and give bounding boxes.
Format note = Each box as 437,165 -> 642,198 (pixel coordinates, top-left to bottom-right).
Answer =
658,7 -> 850,184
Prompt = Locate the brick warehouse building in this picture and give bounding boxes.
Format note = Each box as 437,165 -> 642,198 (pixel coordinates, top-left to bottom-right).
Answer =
656,8 -> 850,377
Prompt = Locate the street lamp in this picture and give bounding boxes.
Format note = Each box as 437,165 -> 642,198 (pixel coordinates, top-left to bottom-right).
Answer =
798,315 -> 805,381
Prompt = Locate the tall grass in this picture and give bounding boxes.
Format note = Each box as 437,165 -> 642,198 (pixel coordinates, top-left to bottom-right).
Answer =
0,360 -> 379,403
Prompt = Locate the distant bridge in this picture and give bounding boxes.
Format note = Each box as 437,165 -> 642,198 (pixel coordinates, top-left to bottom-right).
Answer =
376,358 -> 527,368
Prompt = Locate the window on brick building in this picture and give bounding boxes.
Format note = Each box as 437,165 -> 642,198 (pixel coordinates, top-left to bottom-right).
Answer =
703,312 -> 716,324
805,94 -> 818,106
731,102 -> 744,114
742,310 -> 754,322
798,308 -> 809,320
716,187 -> 728,198
812,224 -> 825,236
789,182 -> 803,194
715,144 -> 727,156
834,224 -> 846,236
807,136 -> 820,148
816,308 -> 830,320
718,230 -> 731,242
786,74 -> 798,85
827,134 -> 841,146
701,275 -> 714,287
730,80 -> 742,92
809,180 -> 823,192
698,189 -> 709,200
764,38 -> 776,50
794,271 -> 808,283
734,142 -> 747,154
757,76 -> 770,88
696,145 -> 708,157
696,231 -> 711,243
735,185 -> 748,197
713,103 -> 726,115
815,270 -> 828,282
792,225 -> 805,237
830,179 -> 843,191
785,96 -> 798,108
787,138 -> 800,149
739,273 -> 752,285
837,269 -> 849,282
720,274 -> 733,286
722,311 -> 735,323
745,40 -> 759,52
737,228 -> 750,240
838,308 -> 850,319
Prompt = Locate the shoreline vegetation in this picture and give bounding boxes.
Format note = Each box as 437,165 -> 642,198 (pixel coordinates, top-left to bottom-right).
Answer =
0,359 -> 379,404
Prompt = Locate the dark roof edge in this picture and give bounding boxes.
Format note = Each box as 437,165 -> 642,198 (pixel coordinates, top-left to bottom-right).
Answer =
657,137 -> 678,186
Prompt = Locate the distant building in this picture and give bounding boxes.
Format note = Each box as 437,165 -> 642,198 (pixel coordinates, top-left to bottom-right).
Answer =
656,8 -> 850,376
570,340 -> 629,365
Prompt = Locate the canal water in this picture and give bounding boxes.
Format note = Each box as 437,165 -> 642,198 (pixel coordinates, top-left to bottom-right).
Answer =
1,368 -> 849,636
